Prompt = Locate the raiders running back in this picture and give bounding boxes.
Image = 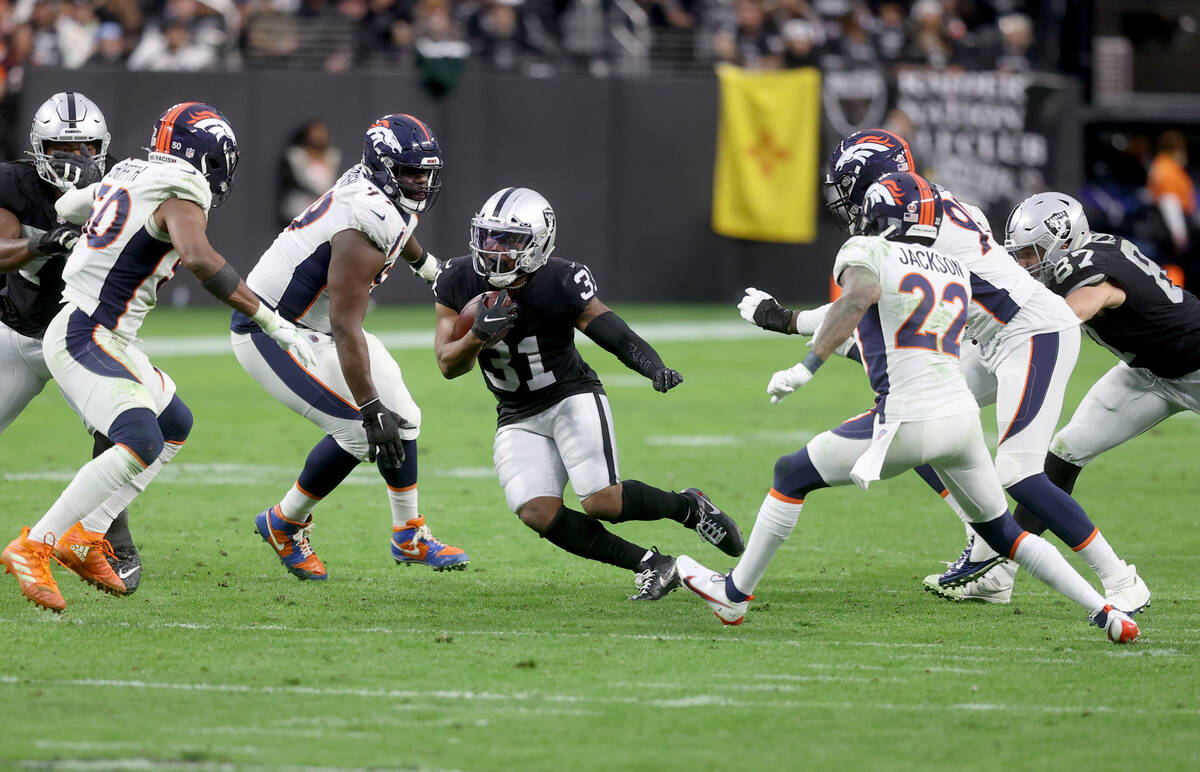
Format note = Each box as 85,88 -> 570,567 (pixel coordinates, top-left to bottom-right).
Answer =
1045,233 -> 1200,378
433,254 -> 604,425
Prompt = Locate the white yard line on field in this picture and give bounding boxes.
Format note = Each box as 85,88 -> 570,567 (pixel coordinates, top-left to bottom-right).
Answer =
2,617 -> 1190,656
141,321 -> 770,358
4,674 -> 1198,718
3,463 -> 497,486
19,758 -> 472,772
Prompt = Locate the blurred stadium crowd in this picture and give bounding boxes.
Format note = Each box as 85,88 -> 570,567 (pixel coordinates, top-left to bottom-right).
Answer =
0,0 -> 1048,79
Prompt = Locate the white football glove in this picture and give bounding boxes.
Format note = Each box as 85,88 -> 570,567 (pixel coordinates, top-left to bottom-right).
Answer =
738,287 -> 776,325
409,252 -> 442,284
254,307 -> 318,370
767,362 -> 815,404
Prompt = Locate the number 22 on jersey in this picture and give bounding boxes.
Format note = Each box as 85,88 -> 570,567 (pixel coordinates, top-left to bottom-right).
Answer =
895,274 -> 969,357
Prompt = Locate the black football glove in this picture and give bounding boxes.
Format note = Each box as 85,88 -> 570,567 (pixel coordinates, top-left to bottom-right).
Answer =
28,225 -> 82,258
651,367 -> 683,393
48,149 -> 103,189
471,289 -> 519,345
359,398 -> 414,468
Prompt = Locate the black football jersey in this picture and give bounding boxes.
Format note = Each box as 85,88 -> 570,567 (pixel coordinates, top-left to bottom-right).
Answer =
433,256 -> 605,426
1045,233 -> 1200,378
0,160 -> 69,338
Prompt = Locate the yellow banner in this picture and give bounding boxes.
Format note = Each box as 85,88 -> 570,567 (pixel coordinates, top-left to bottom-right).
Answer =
712,65 -> 821,243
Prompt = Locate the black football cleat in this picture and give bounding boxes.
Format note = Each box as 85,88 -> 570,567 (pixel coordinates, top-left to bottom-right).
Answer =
105,543 -> 141,595
629,548 -> 680,601
681,488 -> 744,557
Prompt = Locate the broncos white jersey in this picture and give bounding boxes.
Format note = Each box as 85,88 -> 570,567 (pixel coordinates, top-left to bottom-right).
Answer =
244,165 -> 415,334
933,187 -> 1077,355
834,236 -> 979,423
62,156 -> 212,342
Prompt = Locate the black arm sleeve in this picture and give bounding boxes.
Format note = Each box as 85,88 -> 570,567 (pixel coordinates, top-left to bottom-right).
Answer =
583,311 -> 665,379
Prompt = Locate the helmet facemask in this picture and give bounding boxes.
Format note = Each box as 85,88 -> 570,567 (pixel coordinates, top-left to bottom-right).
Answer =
1004,196 -> 1088,284
823,171 -> 862,233
470,220 -> 543,288
394,163 -> 442,214
29,92 -> 111,191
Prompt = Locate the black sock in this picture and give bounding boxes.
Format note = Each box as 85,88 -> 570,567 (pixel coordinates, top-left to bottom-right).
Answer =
105,510 -> 135,551
541,506 -> 647,570
1012,453 -> 1084,535
616,480 -> 693,526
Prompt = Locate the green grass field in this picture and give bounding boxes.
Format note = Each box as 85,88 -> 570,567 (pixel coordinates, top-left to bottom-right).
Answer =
1,305 -> 1197,772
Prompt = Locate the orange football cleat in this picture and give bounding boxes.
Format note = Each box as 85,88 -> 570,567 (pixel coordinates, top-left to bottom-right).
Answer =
3,527 -> 66,613
255,507 -> 327,581
391,516 -> 469,571
53,523 -> 127,596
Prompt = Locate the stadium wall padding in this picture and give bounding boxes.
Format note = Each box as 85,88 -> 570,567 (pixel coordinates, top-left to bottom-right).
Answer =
21,68 -> 1078,305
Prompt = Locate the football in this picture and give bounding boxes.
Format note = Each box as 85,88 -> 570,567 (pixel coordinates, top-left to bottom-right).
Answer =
451,290 -> 513,343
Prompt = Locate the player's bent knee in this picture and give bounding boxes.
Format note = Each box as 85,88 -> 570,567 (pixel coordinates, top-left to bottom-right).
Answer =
518,497 -> 564,533
107,407 -> 165,468
995,455 -> 1038,490
333,429 -> 371,463
157,395 -> 193,444
1049,430 -> 1093,467
772,448 -> 827,500
580,484 -> 622,519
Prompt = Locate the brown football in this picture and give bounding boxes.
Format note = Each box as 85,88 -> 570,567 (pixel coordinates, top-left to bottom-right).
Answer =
451,290 -> 512,343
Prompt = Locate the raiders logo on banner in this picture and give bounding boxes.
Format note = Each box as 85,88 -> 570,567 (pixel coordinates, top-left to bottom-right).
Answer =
821,66 -> 888,137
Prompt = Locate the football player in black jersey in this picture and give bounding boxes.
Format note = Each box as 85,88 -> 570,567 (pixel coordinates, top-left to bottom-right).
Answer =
0,92 -> 143,591
433,187 -> 744,600
1006,192 -> 1200,548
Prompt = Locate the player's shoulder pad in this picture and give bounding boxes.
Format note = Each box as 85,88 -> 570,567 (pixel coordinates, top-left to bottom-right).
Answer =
833,235 -> 888,282
339,173 -> 410,254
146,157 -> 213,212
0,161 -> 43,210
432,255 -> 475,307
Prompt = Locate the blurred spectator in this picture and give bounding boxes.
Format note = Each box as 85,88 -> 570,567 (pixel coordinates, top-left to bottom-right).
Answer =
57,0 -> 100,68
128,17 -> 217,69
992,12 -> 1032,73
242,0 -> 301,67
278,119 -> 341,228
358,0 -> 415,67
712,0 -> 783,69
781,18 -> 818,69
414,0 -> 469,97
462,0 -> 555,73
907,0 -> 959,69
84,20 -> 128,65
1147,130 -> 1197,262
872,2 -> 907,65
29,0 -> 64,66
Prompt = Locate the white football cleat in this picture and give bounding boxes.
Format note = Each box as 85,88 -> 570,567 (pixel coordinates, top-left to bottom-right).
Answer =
677,554 -> 749,625
923,561 -> 1017,604
1102,563 -> 1151,615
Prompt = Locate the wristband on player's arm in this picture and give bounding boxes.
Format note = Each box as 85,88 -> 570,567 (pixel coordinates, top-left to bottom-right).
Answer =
199,262 -> 242,301
800,351 -> 823,374
583,311 -> 664,378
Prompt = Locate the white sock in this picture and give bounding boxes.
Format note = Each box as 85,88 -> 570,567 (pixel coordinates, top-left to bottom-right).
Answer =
729,491 -> 804,597
278,482 -> 320,524
80,442 -> 183,534
1073,529 -> 1127,582
388,484 -> 418,528
1013,533 -> 1105,615
30,446 -> 145,543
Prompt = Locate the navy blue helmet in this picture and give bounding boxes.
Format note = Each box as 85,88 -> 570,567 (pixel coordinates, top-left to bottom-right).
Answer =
150,102 -> 239,207
362,114 -> 442,214
858,171 -> 943,246
824,129 -> 915,233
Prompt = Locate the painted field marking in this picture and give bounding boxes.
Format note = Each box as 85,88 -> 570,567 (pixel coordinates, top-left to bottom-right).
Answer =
4,674 -> 1199,717
142,321 -> 770,358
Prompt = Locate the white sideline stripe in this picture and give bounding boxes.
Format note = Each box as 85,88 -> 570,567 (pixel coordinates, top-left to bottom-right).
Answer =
4,675 -> 1197,717
20,757 -> 471,772
1,617 -> 1188,655
3,463 -> 497,486
141,320 -> 767,358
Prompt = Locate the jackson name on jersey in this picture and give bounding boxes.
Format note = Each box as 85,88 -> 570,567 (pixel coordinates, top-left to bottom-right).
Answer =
62,155 -> 211,342
834,235 -> 978,423
239,165 -> 415,334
